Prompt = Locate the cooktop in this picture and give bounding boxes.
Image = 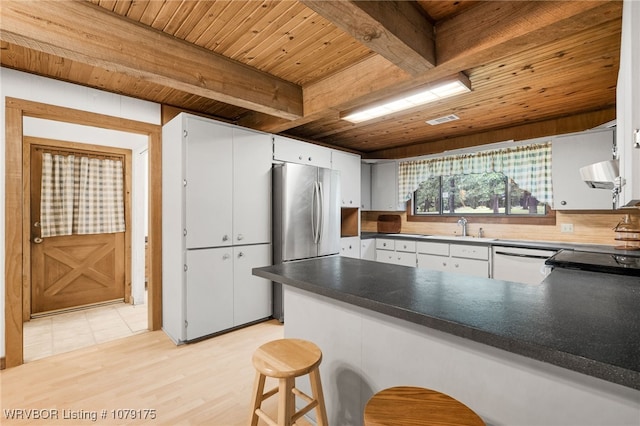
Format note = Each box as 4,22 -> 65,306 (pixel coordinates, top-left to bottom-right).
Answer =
545,249 -> 640,277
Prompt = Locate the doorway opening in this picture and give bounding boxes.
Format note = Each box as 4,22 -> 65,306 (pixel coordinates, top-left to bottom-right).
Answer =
4,98 -> 162,368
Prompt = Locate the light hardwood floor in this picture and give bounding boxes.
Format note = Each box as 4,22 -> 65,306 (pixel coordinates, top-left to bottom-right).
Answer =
1,319 -> 316,425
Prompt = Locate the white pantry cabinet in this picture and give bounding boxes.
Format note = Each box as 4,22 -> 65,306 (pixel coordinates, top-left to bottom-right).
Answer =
273,135 -> 332,169
332,150 -> 361,208
162,113 -> 273,344
552,128 -> 615,210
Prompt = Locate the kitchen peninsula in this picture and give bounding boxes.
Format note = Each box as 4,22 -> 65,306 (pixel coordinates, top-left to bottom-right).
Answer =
253,256 -> 640,426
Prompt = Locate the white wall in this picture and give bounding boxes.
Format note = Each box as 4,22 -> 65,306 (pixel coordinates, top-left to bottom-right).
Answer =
0,67 -> 161,359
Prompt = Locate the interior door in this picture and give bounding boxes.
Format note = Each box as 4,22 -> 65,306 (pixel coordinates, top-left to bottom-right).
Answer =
30,145 -> 126,315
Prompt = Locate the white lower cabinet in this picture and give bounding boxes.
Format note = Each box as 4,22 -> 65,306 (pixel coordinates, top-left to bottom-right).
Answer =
417,242 -> 489,278
183,244 -> 272,342
233,244 -> 273,325
340,236 -> 360,259
186,248 -> 234,340
360,239 -> 375,260
376,238 -> 416,267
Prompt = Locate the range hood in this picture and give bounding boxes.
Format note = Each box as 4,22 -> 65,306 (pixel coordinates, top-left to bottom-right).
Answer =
580,159 -> 620,189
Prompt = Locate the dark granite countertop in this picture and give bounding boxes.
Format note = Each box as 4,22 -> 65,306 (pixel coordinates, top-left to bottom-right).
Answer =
253,256 -> 640,390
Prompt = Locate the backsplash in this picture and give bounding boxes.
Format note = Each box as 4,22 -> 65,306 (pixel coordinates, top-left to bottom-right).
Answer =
361,210 -> 640,247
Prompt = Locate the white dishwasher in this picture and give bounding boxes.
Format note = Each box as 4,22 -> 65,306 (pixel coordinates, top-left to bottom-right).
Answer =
492,246 -> 557,285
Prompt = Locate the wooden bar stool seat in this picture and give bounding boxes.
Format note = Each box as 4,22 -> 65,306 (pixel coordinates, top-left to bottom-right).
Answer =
364,386 -> 484,426
250,338 -> 328,426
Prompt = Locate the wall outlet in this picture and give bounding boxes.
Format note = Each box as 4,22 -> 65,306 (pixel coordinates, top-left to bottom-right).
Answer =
561,223 -> 574,233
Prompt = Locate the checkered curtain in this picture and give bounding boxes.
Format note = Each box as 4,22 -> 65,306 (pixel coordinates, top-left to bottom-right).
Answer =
40,153 -> 126,237
398,142 -> 553,205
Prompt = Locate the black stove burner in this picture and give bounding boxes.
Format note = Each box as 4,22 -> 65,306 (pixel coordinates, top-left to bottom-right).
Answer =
545,249 -> 640,277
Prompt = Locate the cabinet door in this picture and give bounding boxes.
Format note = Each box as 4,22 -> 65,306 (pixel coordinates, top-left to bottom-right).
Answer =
332,150 -> 361,207
185,118 -> 233,248
273,135 -> 332,169
340,236 -> 360,259
376,249 -> 396,264
233,128 -> 272,245
417,253 -> 449,272
449,257 -> 489,278
361,163 -> 372,210
185,248 -> 234,340
393,251 -> 416,267
233,244 -> 272,326
360,239 -> 375,260
372,162 -> 403,211
617,1 -> 640,208
552,129 -> 615,210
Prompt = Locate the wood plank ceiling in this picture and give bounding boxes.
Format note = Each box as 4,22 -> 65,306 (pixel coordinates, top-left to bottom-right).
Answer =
0,0 -> 622,158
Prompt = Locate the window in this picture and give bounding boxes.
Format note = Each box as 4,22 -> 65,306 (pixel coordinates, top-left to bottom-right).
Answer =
400,142 -> 553,220
413,172 -> 547,216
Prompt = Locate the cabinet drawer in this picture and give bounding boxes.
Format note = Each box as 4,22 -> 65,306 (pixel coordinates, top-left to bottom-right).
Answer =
450,244 -> 489,260
417,241 -> 449,256
376,250 -> 415,267
395,240 -> 416,253
376,238 -> 395,250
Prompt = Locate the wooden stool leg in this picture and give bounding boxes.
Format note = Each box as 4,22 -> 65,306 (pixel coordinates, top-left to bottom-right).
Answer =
277,377 -> 295,426
309,368 -> 329,426
249,371 -> 266,426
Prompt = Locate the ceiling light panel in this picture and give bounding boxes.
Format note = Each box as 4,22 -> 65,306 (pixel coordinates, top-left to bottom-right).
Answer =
341,75 -> 471,123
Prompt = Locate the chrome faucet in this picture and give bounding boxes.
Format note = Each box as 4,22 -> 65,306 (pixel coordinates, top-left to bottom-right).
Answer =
457,217 -> 468,237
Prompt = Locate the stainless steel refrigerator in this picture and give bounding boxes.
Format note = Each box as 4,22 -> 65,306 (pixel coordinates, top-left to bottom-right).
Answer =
272,162 -> 341,321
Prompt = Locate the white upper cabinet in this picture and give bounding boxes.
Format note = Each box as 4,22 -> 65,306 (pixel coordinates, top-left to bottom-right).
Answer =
617,1 -> 640,208
332,150 -> 361,208
273,135 -> 332,169
185,116 -> 234,248
361,163 -> 372,210
233,127 -> 272,245
175,114 -> 271,249
371,161 -> 405,211
552,128 -> 615,210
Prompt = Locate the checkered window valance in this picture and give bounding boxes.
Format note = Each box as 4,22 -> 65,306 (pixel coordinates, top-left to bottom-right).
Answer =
398,142 -> 553,205
40,153 -> 126,238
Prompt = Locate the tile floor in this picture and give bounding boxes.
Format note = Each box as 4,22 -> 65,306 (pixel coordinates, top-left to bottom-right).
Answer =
23,300 -> 148,363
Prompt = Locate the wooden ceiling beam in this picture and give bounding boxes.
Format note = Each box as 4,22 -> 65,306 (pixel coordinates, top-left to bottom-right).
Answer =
301,0 -> 435,76
0,0 -> 303,120
243,1 -> 619,134
436,1 -> 619,65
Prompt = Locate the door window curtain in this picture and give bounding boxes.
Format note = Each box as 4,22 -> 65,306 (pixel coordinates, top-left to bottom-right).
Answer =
40,153 -> 126,237
398,142 -> 553,205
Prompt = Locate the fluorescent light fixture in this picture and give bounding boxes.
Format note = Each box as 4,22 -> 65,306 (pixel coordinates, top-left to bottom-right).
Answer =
341,73 -> 471,124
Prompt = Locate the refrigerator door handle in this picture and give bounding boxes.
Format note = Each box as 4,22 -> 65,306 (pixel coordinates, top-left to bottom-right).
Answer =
318,181 -> 324,242
312,181 -> 321,243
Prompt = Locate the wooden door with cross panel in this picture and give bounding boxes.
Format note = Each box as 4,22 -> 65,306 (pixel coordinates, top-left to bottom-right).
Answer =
30,142 -> 130,316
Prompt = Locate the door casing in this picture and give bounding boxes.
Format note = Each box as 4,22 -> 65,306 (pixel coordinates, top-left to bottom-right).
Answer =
4,97 -> 162,368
